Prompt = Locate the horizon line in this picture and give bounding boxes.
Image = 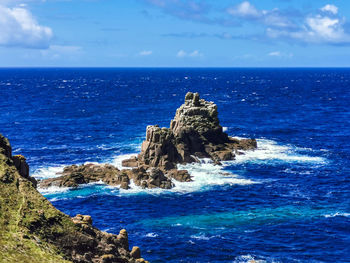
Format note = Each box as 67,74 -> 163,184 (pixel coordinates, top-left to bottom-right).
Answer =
0,66 -> 350,69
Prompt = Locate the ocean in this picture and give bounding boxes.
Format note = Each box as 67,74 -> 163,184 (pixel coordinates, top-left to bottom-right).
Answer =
0,68 -> 349,262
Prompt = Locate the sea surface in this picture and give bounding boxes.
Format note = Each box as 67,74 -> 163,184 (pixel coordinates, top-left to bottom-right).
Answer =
0,68 -> 349,263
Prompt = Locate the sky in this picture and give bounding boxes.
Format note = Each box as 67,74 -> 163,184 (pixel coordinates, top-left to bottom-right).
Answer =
0,0 -> 349,67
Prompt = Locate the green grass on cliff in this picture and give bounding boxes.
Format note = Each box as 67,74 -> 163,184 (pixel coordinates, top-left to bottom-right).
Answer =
0,153 -> 73,263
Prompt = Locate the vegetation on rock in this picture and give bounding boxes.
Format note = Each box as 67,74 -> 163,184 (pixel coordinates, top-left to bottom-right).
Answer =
0,134 -> 147,263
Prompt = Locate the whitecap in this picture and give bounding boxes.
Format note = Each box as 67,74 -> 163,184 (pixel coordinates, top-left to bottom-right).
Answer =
173,161 -> 258,193
38,186 -> 70,195
32,165 -> 66,179
190,234 -> 211,240
145,233 -> 159,238
233,138 -> 326,165
324,212 -> 350,218
234,254 -> 268,263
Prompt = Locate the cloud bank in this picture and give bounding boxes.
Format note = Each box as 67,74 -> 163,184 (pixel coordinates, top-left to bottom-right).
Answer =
147,1 -> 350,46
0,4 -> 53,49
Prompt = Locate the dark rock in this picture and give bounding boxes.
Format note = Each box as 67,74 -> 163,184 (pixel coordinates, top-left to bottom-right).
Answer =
135,92 -> 257,170
39,163 -> 130,189
122,156 -> 138,168
117,229 -> 129,250
126,167 -> 174,189
130,246 -> 141,259
166,169 -> 192,182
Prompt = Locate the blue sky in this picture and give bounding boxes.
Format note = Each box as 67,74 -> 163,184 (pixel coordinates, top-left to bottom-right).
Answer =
0,0 -> 349,67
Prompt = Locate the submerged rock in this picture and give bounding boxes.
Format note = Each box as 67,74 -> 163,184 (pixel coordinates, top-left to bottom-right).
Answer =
0,133 -> 145,263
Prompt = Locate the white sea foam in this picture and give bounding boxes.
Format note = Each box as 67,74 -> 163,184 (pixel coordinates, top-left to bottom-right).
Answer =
324,212 -> 350,218
173,160 -> 257,193
190,234 -> 211,240
35,138 -> 326,196
38,186 -> 70,195
32,165 -> 66,179
234,255 -> 268,263
233,138 -> 326,165
111,153 -> 138,170
145,232 -> 159,238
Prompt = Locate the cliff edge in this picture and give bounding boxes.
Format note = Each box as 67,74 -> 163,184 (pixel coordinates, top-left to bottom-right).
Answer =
0,134 -> 147,263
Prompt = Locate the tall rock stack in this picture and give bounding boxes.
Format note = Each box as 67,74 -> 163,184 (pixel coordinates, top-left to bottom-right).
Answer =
136,92 -> 257,167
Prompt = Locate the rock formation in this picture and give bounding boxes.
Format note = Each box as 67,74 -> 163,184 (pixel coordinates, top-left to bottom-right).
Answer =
0,134 -> 148,263
40,92 -> 257,191
39,163 -> 175,190
133,92 -> 257,168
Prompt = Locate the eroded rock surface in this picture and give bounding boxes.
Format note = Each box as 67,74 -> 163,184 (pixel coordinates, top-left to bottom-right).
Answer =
126,92 -> 257,168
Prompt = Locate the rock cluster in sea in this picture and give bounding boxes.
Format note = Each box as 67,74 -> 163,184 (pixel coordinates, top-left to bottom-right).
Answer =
40,92 -> 257,190
0,134 -> 148,263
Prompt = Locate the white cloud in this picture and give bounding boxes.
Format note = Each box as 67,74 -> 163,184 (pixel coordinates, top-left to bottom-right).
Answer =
227,1 -> 293,28
268,51 -> 293,58
306,15 -> 342,39
138,50 -> 153,56
189,50 -> 202,57
321,4 -> 338,15
267,7 -> 350,45
176,49 -> 187,57
176,49 -> 203,58
268,51 -> 281,57
227,1 -> 259,18
0,4 -> 53,49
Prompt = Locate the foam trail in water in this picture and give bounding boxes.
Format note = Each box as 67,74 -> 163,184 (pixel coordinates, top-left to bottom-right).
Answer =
233,138 -> 326,165
173,159 -> 257,193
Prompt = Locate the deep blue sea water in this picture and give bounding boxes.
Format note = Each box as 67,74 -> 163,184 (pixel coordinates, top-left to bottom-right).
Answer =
0,68 -> 349,263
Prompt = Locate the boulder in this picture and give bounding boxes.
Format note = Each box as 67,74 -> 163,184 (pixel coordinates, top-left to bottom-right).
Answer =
166,169 -> 192,182
122,156 -> 138,167
130,246 -> 141,259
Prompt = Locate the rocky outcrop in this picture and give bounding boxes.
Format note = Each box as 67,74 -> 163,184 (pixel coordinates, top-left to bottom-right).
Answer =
0,134 -> 148,263
39,163 -> 131,190
40,92 -> 256,191
124,92 -> 257,168
39,163 -> 175,190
